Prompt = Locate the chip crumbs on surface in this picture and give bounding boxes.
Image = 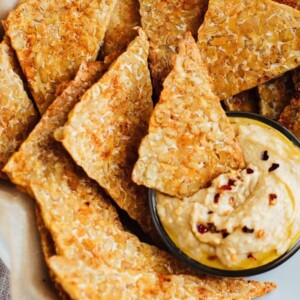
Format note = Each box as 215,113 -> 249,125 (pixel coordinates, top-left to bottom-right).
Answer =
0,38 -> 38,179
139,0 -> 209,97
4,0 -> 118,114
132,32 -> 245,198
55,29 -> 155,236
197,0 -> 300,100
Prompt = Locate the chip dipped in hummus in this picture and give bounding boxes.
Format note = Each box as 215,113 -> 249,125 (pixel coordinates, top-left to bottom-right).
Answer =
157,116 -> 300,270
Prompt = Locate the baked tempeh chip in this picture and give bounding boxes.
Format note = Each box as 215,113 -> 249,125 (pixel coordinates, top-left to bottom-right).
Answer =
0,38 -> 38,179
55,29 -> 155,236
258,72 -> 294,120
4,0 -> 117,114
2,55 -> 275,300
223,89 -> 258,113
3,59 -> 191,275
197,0 -> 300,100
132,33 -> 245,198
278,96 -> 300,139
139,0 -> 208,97
101,0 -> 141,57
49,256 -> 276,300
3,61 -> 107,195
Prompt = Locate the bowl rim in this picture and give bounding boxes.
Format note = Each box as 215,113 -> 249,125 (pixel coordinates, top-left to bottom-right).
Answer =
148,111 -> 300,277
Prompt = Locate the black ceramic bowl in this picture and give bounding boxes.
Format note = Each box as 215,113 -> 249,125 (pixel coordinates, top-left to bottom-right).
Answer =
148,111 -> 300,277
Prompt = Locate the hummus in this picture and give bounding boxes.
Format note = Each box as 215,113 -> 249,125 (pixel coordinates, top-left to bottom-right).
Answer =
157,117 -> 300,270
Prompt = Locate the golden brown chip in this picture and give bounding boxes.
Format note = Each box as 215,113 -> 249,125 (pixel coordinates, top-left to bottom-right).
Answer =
100,0 -> 140,57
3,61 -> 107,194
49,256 -> 276,300
0,39 -> 38,179
3,57 -> 189,275
4,0 -> 117,114
223,89 -> 258,113
55,29 -> 155,236
133,33 -> 245,198
28,151 -> 276,300
197,0 -> 300,100
3,57 -> 182,272
258,72 -> 294,120
3,50 -> 275,300
278,96 -> 300,139
139,0 -> 208,97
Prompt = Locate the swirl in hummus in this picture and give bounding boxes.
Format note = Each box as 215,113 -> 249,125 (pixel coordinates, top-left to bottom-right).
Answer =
157,117 -> 300,269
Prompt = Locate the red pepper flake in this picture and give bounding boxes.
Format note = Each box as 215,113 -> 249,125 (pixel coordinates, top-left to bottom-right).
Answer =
228,179 -> 236,186
242,226 -> 255,233
268,163 -> 279,172
208,211 -> 214,214
219,184 -> 232,191
261,150 -> 269,161
207,223 -> 219,233
197,224 -> 208,234
269,193 -> 277,206
85,201 -> 90,206
208,255 -> 218,261
221,229 -> 229,238
246,168 -> 254,174
214,193 -> 220,204
247,253 -> 257,261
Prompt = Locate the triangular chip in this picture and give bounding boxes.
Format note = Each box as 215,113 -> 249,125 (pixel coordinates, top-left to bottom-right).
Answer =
55,29 -> 155,236
139,0 -> 208,97
3,61 -> 107,194
4,0 -> 117,113
197,0 -> 300,100
100,0 -> 140,57
0,38 -> 38,178
3,47 -> 275,300
3,59 -> 190,275
49,256 -> 276,300
132,33 -> 244,198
